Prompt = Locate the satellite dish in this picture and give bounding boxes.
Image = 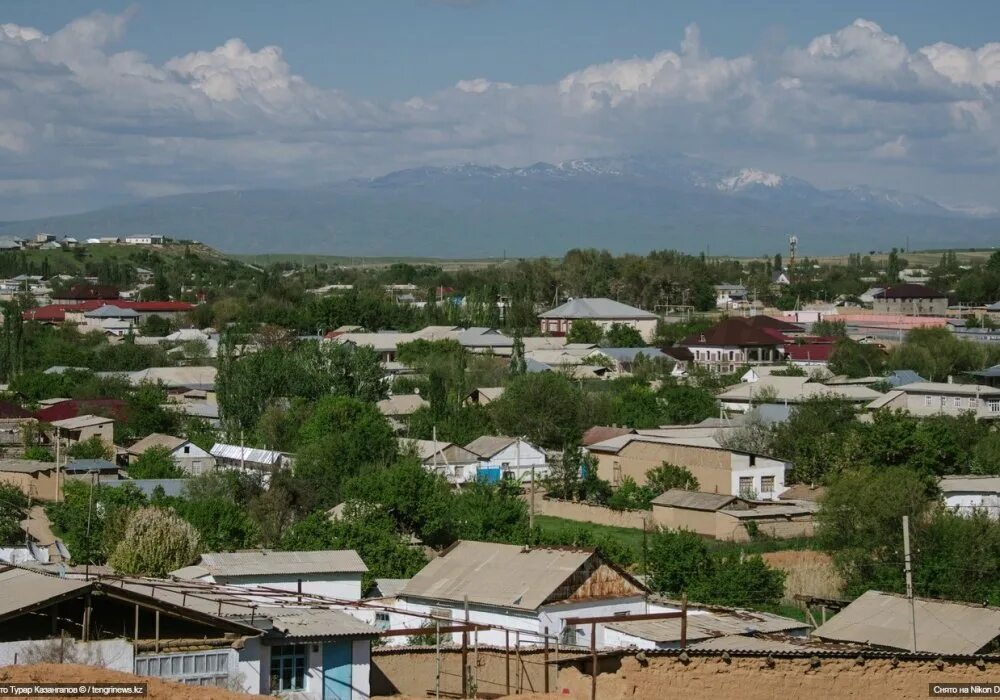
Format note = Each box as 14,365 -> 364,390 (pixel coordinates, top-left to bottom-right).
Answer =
26,541 -> 45,563
54,539 -> 71,560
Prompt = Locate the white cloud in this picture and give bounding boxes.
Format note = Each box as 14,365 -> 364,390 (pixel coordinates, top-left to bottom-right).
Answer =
0,11 -> 999,215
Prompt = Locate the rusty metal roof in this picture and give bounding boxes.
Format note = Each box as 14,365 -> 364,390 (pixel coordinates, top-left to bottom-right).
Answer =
813,590 -> 1000,654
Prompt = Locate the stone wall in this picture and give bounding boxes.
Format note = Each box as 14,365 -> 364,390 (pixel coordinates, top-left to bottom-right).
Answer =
557,653 -> 998,700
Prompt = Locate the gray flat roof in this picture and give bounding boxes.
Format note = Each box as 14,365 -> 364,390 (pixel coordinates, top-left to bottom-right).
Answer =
175,550 -> 368,578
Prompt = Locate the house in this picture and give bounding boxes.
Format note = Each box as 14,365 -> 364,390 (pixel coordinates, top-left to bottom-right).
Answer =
0,402 -> 35,451
538,298 -> 659,341
0,566 -> 378,698
872,284 -> 948,316
586,347 -> 670,374
35,398 -> 128,423
603,603 -> 809,650
717,376 -> 883,413
104,478 -> 190,498
455,327 -> 515,355
866,381 -> 1000,419
395,540 -> 648,649
679,317 -> 789,373
650,489 -> 815,541
939,475 -> 1000,517
713,283 -> 749,310
660,346 -> 694,376
771,269 -> 791,286
884,369 -> 926,387
64,459 -> 120,483
0,460 -> 58,500
105,366 -> 217,396
812,590 -> 1000,654
124,235 -> 165,245
465,387 -> 505,405
127,433 -> 215,475
50,283 -> 119,304
586,434 -> 790,500
400,438 -> 481,484
50,414 -> 114,450
82,304 -> 140,335
171,549 -> 368,602
968,364 -> 1000,388
464,436 -> 548,484
211,443 -> 293,476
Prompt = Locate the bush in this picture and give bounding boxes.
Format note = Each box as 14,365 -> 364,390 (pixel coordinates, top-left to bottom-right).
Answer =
108,507 -> 200,576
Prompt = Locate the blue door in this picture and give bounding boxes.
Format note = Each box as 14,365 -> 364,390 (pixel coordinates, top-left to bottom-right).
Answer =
323,641 -> 352,700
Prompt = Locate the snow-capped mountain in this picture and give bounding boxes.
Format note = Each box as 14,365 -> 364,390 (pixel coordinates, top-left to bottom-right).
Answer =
1,154 -> 995,256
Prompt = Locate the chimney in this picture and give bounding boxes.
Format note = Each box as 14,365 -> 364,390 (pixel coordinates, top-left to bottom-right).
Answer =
948,375 -> 954,384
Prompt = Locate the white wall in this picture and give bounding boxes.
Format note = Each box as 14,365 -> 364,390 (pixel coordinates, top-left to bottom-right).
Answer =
730,454 -> 789,500
945,492 -> 1000,518
480,439 -> 548,482
237,637 -> 266,694
538,596 -> 647,649
351,639 -> 371,700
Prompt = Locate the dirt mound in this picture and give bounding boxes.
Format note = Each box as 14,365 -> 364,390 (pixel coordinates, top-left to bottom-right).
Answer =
0,664 -> 257,699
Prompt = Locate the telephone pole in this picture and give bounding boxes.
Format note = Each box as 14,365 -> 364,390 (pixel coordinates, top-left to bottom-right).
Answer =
903,515 -> 917,653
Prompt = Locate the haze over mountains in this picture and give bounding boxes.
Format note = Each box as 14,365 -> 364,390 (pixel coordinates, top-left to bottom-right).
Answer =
1,155 -> 996,257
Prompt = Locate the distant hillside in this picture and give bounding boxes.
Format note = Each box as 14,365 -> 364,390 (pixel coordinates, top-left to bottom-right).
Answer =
1,155 -> 997,257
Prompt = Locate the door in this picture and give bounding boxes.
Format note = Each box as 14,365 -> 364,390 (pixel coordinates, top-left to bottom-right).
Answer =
323,641 -> 352,700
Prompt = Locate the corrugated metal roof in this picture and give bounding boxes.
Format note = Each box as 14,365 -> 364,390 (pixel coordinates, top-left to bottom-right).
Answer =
400,540 -> 604,611
128,433 -> 187,455
895,382 -> 1000,396
376,394 -> 429,416
178,550 -> 368,577
590,347 -> 668,362
813,590 -> 1000,654
51,414 -> 113,430
464,436 -> 517,458
539,298 -> 657,320
650,490 -> 738,511
210,443 -> 285,465
940,475 -> 1000,494
606,610 -> 808,643
0,566 -> 91,620
263,607 -> 378,639
368,578 -> 410,599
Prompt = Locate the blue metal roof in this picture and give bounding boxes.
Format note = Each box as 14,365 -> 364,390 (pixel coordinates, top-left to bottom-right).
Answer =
885,369 -> 926,387
65,459 -> 118,473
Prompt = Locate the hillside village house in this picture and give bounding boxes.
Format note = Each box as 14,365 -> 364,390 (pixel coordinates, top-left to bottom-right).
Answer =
464,387 -> 505,405
127,433 -> 215,475
171,549 -> 369,602
718,375 -> 884,413
0,459 -> 59,500
400,438 -> 481,484
394,540 -> 648,649
50,414 -> 114,451
939,475 -> 1000,517
124,235 -> 165,245
537,298 -> 659,342
867,381 -> 1000,419
211,443 -> 293,480
0,566 -> 378,699
464,436 -> 548,484
650,489 -> 815,541
586,433 -> 790,500
680,317 -> 796,373
872,283 -> 949,316
713,283 -> 749,310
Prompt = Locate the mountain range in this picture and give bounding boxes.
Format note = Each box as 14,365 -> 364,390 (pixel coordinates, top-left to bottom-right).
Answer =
1,154 -> 996,257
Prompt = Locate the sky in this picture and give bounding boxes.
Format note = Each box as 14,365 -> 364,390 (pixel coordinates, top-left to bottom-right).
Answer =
1,0 -> 1000,218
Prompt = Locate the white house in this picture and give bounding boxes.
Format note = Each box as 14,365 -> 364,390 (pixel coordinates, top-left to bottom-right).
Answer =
399,438 -> 482,485
125,235 -> 165,245
713,283 -> 749,310
537,298 -> 659,341
170,549 -> 368,602
127,433 -> 215,475
463,435 -> 548,484
939,475 -> 1000,518
394,540 -> 649,649
867,382 -> 1000,420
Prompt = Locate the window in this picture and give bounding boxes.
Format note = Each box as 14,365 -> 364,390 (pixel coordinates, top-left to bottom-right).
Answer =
761,476 -> 775,493
137,651 -> 230,687
375,612 -> 390,631
924,395 -> 933,408
270,644 -> 306,692
612,462 -> 622,486
749,455 -> 756,467
954,397 -> 962,408
988,400 -> 1000,413
739,476 -> 754,497
183,445 -> 190,454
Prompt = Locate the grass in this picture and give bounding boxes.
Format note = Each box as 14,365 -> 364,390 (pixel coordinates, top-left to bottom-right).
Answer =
533,514 -> 647,553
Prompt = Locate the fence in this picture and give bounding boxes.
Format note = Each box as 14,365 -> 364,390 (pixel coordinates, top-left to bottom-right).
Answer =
531,494 -> 650,530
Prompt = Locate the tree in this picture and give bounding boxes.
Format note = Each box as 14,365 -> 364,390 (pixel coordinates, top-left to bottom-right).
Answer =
646,528 -> 713,596
129,445 -> 185,479
67,435 -> 113,461
607,476 -> 655,511
689,554 -> 785,607
646,463 -> 699,493
566,320 -> 603,345
603,323 -> 645,348
810,319 -> 848,338
109,507 -> 201,577
611,384 -> 664,429
23,446 -> 54,462
47,481 -> 147,565
452,481 -> 531,544
658,384 -> 718,425
293,396 -> 398,509
491,372 -> 585,448
140,315 -> 172,337
168,475 -> 259,552
0,483 -> 28,545
509,330 -> 527,376
828,338 -> 885,378
770,396 -> 858,484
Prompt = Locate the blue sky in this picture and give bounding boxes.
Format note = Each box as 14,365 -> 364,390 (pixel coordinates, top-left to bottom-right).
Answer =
1,1 -> 999,218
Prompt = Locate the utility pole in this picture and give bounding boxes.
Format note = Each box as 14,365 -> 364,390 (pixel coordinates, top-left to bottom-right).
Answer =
903,515 -> 917,653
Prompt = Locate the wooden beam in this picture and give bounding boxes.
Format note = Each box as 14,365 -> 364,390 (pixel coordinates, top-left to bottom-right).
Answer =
562,611 -> 684,626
